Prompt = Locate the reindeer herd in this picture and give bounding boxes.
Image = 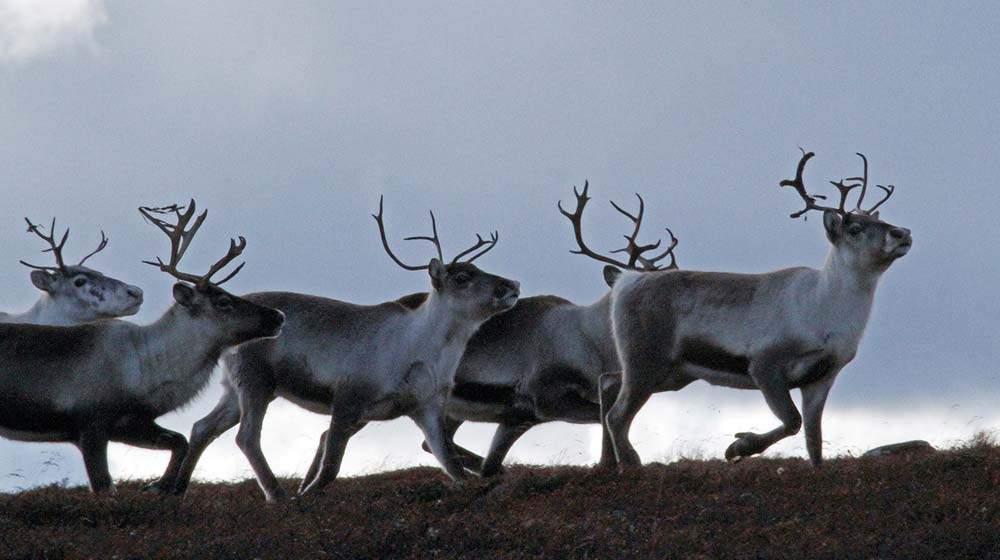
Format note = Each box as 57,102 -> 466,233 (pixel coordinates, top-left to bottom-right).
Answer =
0,150 -> 912,502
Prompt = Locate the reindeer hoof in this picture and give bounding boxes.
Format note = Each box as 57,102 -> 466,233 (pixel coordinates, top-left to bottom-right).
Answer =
725,441 -> 746,462
726,433 -> 764,462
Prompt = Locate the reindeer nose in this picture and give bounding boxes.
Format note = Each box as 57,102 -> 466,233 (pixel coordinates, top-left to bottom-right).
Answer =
495,280 -> 519,299
127,286 -> 144,301
889,227 -> 910,240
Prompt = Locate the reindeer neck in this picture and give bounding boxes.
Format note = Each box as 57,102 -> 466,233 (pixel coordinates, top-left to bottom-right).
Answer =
815,247 -> 882,324
15,294 -> 80,326
410,290 -> 482,348
132,305 -> 224,383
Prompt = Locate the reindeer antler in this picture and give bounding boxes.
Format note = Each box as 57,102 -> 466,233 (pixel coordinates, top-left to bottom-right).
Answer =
558,181 -> 678,271
373,196 -> 500,271
451,231 -> 499,264
20,217 -> 70,272
781,150 -> 897,219
20,217 -> 111,272
608,194 -> 679,270
76,230 -> 109,266
139,200 -> 246,287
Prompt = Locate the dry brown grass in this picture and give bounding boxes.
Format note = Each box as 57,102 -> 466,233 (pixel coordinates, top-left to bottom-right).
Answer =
2,439 -> 999,559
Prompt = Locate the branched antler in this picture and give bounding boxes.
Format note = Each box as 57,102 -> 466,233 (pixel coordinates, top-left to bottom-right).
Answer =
373,196 -> 499,271
139,199 -> 246,287
781,150 -> 897,219
558,181 -> 678,271
20,217 -> 110,272
866,183 -> 895,213
20,217 -> 70,271
451,231 -> 499,264
76,231 -> 109,267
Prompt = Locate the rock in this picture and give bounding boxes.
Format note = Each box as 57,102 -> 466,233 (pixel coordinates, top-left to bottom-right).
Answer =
862,440 -> 935,458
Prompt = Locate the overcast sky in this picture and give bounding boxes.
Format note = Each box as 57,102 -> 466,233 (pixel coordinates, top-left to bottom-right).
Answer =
1,1 -> 998,492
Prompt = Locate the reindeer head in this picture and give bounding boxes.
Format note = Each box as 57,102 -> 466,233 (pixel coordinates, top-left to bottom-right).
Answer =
139,200 -> 285,344
781,150 -> 912,272
558,181 -> 680,287
374,196 -> 520,321
20,218 -> 144,322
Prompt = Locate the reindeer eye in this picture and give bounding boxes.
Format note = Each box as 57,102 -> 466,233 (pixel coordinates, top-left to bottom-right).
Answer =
216,295 -> 233,309
73,277 -> 88,288
847,224 -> 863,236
452,272 -> 472,286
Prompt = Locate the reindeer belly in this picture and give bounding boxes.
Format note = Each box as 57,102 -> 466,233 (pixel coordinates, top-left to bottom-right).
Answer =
277,389 -> 332,414
271,355 -> 338,414
0,401 -> 76,442
0,427 -> 72,442
447,382 -> 524,423
674,337 -> 756,389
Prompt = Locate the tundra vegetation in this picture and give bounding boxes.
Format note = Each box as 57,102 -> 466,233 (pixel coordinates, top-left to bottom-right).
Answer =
2,435 -> 997,559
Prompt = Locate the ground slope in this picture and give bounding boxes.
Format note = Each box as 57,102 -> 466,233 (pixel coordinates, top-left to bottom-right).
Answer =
1,440 -> 998,559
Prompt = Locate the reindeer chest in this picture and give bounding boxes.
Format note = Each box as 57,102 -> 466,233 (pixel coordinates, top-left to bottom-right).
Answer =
138,362 -> 216,415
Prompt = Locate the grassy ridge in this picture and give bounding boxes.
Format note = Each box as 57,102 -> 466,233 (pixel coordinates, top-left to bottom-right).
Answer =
2,440 -> 998,559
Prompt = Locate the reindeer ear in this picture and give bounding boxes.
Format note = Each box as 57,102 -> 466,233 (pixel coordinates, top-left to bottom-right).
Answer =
30,270 -> 57,293
172,283 -> 197,308
822,210 -> 842,243
603,266 -> 623,288
428,258 -> 446,291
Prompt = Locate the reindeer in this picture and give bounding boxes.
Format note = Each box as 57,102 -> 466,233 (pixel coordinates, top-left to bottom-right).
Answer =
165,198 -> 520,501
400,183 -> 679,476
0,201 -> 284,493
0,218 -> 143,325
604,151 -> 912,467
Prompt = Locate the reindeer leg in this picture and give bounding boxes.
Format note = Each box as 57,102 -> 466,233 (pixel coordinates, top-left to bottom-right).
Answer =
597,372 -> 622,469
420,417 -> 483,469
78,426 -> 113,493
414,407 -> 469,482
173,386 -> 242,495
605,372 -> 654,469
298,413 -> 366,497
479,422 -> 531,477
300,430 -> 327,494
801,376 -> 836,466
110,415 -> 188,494
234,384 -> 285,502
726,359 -> 802,462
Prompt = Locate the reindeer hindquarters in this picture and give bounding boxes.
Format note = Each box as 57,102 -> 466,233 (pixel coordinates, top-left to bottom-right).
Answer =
531,365 -> 603,424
